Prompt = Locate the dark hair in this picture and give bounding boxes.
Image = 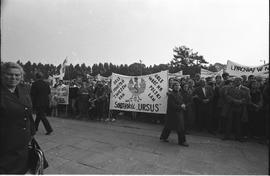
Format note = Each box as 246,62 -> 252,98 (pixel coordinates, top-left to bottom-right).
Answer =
215,75 -> 222,79
248,75 -> 255,80
35,72 -> 43,79
222,72 -> 229,78
172,81 -> 180,88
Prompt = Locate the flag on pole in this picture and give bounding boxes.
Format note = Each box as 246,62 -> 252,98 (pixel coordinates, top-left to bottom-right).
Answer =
59,57 -> 68,79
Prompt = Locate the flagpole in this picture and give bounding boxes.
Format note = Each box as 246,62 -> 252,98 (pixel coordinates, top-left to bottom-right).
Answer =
64,56 -> 69,117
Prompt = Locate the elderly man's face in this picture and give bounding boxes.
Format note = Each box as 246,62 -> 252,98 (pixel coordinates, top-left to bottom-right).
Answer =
215,76 -> 222,83
195,75 -> 200,81
173,82 -> 181,91
200,80 -> 206,87
3,68 -> 22,88
234,78 -> 242,87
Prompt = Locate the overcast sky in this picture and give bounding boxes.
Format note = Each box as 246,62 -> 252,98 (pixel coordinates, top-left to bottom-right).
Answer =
1,0 -> 268,67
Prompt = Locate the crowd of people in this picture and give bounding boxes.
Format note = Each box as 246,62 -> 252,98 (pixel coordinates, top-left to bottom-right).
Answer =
168,72 -> 269,144
0,61 -> 269,173
48,70 -> 269,145
51,78 -> 113,122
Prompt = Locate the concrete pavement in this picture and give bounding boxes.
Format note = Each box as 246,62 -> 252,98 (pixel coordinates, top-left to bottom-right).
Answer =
35,116 -> 269,175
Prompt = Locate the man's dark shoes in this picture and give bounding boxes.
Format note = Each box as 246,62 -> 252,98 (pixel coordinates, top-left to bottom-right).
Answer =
179,142 -> 189,147
222,136 -> 230,140
236,138 -> 245,142
160,138 -> 169,142
45,130 -> 53,135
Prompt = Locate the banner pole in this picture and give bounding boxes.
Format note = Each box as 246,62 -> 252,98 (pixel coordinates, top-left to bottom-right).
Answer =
65,104 -> 68,117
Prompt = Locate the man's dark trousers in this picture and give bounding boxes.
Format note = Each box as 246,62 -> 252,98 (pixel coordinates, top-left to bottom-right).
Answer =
35,106 -> 53,133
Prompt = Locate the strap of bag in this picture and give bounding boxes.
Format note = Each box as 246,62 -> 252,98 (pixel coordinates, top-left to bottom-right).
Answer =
31,138 -> 41,149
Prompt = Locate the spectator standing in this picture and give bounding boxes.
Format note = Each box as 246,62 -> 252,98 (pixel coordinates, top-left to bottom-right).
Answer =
212,75 -> 222,132
223,77 -> 250,141
241,75 -> 248,87
76,81 -> 90,119
88,81 -> 97,120
0,62 -> 36,174
247,75 -> 255,89
192,79 -> 214,133
69,81 -> 79,115
262,79 -> 269,144
255,76 -> 264,92
248,80 -> 263,138
221,72 -> 229,84
31,72 -> 53,135
50,93 -> 58,117
192,73 -> 201,131
103,81 -> 115,122
181,82 -> 193,133
218,78 -> 233,135
193,73 -> 201,88
94,80 -> 106,121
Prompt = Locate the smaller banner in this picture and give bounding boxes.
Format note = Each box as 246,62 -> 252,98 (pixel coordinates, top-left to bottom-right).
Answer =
201,68 -> 223,78
55,85 -> 69,104
226,60 -> 269,77
168,71 -> 183,78
96,74 -> 111,82
110,71 -> 168,114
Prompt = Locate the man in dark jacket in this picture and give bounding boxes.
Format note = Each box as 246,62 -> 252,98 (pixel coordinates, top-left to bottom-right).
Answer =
223,77 -> 250,141
160,81 -> 189,147
192,79 -> 214,133
31,72 -> 53,135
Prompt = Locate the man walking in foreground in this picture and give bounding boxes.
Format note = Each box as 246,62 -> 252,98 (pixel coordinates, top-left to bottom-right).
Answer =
31,72 -> 53,135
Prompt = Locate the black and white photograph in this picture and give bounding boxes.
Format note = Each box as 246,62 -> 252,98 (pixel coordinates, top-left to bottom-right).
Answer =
1,0 -> 269,174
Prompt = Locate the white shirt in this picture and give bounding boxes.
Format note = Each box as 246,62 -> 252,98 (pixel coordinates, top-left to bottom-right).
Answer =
202,87 -> 206,96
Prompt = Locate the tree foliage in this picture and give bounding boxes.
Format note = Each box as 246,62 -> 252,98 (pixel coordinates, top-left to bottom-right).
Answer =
7,45 -> 218,82
170,45 -> 209,77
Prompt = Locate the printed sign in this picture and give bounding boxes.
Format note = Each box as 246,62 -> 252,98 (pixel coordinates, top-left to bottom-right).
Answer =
168,71 -> 183,78
55,85 -> 69,104
226,60 -> 269,77
109,71 -> 168,114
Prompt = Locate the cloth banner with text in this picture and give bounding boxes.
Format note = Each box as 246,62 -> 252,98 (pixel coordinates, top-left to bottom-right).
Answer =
109,71 -> 168,114
226,60 -> 269,77
96,74 -> 111,82
201,68 -> 224,78
168,71 -> 183,78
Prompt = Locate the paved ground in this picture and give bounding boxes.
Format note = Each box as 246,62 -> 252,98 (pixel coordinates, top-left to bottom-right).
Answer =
35,116 -> 269,175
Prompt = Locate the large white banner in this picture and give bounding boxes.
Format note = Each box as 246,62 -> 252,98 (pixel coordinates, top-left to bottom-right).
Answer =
110,71 -> 168,114
226,60 -> 269,77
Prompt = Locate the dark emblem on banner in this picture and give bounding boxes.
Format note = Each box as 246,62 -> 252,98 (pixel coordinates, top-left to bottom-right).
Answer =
127,77 -> 146,102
